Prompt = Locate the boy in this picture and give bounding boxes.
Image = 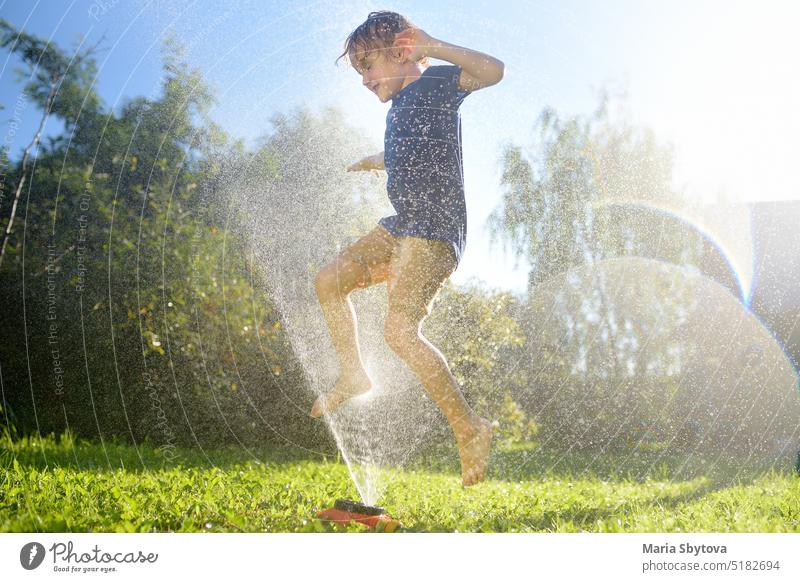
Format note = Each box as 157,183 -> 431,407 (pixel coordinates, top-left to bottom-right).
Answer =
311,11 -> 504,487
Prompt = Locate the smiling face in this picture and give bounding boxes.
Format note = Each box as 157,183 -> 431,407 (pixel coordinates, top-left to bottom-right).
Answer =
351,44 -> 415,103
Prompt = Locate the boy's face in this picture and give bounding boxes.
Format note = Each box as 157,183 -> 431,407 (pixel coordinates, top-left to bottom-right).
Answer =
352,44 -> 408,103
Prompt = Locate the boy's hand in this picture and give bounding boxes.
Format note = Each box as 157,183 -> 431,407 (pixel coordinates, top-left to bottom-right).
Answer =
393,27 -> 436,63
346,152 -> 384,173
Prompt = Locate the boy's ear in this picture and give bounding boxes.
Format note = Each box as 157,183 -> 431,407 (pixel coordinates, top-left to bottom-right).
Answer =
388,39 -> 409,63
388,46 -> 406,63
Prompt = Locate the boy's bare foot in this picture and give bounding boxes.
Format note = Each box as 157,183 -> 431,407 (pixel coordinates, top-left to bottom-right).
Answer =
458,417 -> 493,487
309,371 -> 373,418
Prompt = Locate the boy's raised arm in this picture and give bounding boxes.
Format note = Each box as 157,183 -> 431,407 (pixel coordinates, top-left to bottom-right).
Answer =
394,27 -> 504,93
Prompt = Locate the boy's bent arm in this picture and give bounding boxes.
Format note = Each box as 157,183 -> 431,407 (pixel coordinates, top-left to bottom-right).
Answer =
346,151 -> 384,172
367,151 -> 384,170
426,38 -> 504,93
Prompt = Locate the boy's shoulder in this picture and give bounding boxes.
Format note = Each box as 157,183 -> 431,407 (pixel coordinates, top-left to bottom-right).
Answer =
422,64 -> 458,76
411,64 -> 470,105
421,64 -> 461,86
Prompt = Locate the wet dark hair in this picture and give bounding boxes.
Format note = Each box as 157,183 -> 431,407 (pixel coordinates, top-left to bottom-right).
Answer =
335,10 -> 429,71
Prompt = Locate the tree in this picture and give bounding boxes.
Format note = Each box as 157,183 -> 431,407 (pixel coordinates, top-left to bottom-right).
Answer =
0,25 -> 313,450
0,19 -> 101,268
487,89 -> 718,449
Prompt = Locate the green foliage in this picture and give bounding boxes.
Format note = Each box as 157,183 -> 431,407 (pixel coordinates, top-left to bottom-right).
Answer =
488,88 -> 710,296
426,282 -> 535,445
0,401 -> 19,441
0,24 -> 323,450
0,18 -> 101,126
497,393 -> 538,444
481,89 -> 771,450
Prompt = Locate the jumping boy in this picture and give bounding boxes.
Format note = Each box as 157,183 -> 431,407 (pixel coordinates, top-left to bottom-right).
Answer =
310,11 -> 504,487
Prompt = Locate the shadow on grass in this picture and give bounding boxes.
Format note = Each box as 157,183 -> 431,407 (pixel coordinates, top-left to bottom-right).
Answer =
0,430 -> 339,473
4,431 -> 793,491
404,440 -> 795,489
394,470 -> 729,532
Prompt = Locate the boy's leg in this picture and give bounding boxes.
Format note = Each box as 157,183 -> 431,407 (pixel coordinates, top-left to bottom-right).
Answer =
384,237 -> 493,487
310,224 -> 395,418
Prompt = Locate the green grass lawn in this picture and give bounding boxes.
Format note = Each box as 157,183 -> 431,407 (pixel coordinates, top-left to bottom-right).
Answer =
2,431 -> 798,532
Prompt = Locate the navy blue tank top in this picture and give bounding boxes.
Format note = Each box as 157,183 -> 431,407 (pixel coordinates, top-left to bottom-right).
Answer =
379,64 -> 471,266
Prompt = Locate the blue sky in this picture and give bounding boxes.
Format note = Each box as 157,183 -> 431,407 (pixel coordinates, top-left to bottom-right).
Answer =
2,0 -> 798,292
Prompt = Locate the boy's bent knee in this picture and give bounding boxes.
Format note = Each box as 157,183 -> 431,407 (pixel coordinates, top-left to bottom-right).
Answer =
383,310 -> 422,354
315,263 -> 350,300
314,267 -> 333,298
315,256 -> 373,300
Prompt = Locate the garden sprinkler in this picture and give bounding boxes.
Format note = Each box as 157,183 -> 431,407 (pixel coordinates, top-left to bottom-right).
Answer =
317,499 -> 402,532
